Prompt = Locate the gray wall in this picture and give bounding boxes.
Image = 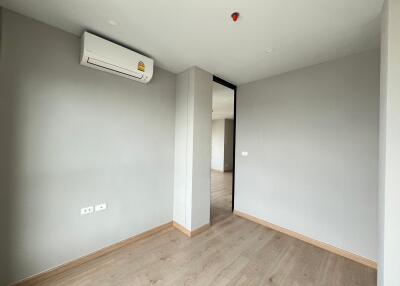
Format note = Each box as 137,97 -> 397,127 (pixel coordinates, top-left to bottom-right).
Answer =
0,9 -> 176,285
236,50 -> 379,261
379,0 -> 400,285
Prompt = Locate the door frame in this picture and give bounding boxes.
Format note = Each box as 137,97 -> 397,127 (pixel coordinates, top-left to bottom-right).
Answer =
212,76 -> 237,211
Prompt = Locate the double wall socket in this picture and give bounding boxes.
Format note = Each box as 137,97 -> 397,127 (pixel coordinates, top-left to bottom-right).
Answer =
80,206 -> 94,215
80,203 -> 107,216
95,203 -> 107,212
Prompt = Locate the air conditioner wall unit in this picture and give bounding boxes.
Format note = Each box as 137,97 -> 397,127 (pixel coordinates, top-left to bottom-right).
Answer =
80,31 -> 153,83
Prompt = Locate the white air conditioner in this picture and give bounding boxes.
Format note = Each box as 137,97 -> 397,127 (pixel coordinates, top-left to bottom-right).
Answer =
80,31 -> 153,83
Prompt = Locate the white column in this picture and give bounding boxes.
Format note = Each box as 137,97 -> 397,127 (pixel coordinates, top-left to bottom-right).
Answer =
379,1 -> 400,285
173,67 -> 212,231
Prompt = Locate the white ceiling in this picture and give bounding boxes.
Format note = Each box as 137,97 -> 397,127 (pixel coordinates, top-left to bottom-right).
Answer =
212,82 -> 234,120
0,0 -> 383,84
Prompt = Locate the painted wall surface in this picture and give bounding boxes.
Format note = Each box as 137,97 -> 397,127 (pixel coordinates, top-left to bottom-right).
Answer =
236,50 -> 379,261
173,67 -> 212,231
0,10 -> 176,285
211,120 -> 225,171
379,1 -> 400,285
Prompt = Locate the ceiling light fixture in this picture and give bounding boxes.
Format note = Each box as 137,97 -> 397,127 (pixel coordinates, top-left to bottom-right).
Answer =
265,48 -> 273,54
108,20 -> 118,26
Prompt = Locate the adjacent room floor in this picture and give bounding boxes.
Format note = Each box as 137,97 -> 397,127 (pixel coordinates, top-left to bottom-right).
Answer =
210,171 -> 232,224
35,214 -> 377,286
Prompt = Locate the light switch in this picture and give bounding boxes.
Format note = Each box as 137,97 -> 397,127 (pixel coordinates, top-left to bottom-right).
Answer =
241,151 -> 248,157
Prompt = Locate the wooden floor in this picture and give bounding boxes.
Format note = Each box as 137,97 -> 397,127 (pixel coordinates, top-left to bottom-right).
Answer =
34,172 -> 376,286
210,171 -> 233,224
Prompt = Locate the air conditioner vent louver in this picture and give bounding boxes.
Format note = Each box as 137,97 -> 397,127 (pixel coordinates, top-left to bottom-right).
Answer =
86,58 -> 144,80
80,32 -> 153,83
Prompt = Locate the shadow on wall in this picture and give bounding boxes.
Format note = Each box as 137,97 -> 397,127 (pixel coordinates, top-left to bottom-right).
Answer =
1,9 -> 23,282
0,42 -> 17,285
0,8 -> 23,283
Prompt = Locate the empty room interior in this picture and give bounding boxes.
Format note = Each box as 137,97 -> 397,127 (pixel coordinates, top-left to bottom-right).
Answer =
0,1 -> 399,286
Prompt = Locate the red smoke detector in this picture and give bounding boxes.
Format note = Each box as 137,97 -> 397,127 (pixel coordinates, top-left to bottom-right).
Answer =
231,12 -> 240,22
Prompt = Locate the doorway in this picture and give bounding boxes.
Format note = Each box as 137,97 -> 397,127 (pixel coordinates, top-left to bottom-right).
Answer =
210,76 -> 236,224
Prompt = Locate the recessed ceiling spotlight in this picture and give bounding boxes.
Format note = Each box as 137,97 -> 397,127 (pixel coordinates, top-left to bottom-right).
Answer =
108,20 -> 119,26
265,48 -> 273,54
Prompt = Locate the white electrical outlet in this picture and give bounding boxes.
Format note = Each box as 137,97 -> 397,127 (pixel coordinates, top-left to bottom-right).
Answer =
241,151 -> 248,157
95,203 -> 107,212
80,206 -> 94,216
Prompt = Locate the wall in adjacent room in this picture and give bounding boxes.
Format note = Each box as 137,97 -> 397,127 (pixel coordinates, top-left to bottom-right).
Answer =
211,119 -> 234,172
236,50 -> 379,261
224,119 -> 234,172
211,119 -> 225,171
0,9 -> 176,285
